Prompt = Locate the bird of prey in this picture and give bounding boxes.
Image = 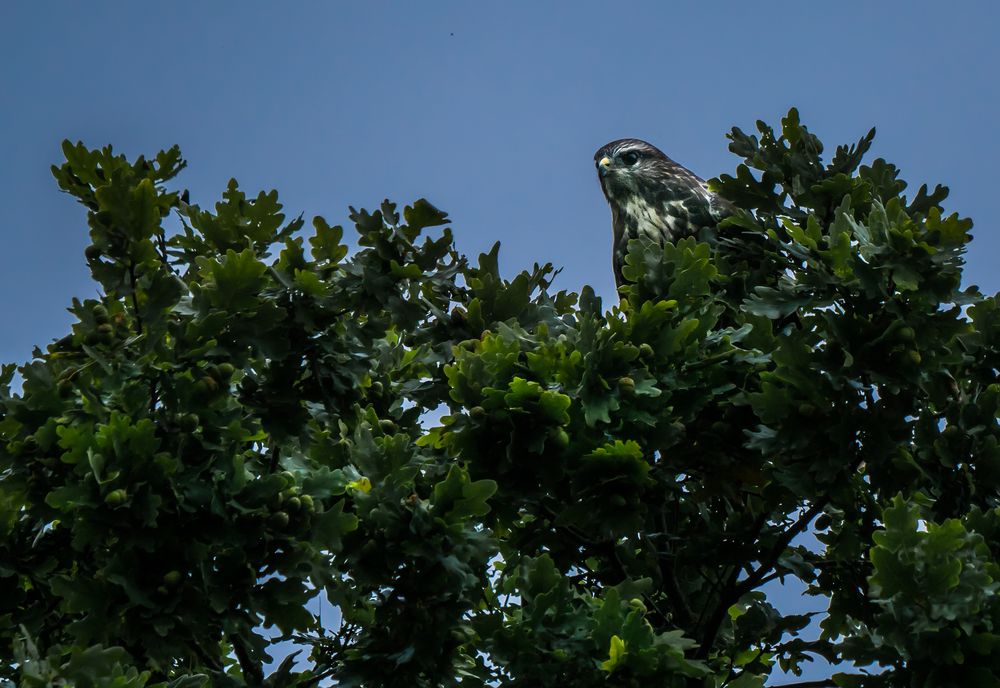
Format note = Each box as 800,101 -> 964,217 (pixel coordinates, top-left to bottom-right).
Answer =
595,139 -> 733,286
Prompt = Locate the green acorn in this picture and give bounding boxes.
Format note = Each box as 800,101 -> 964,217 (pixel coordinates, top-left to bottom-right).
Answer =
194,376 -> 219,396
104,489 -> 127,507
549,427 -> 570,450
268,511 -> 290,529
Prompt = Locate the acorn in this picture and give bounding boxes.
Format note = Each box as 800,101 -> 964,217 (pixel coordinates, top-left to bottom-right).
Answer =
469,406 -> 486,419
549,427 -> 570,450
216,362 -> 236,380
162,570 -> 183,586
897,326 -> 916,343
268,511 -> 290,529
378,419 -> 397,434
638,343 -> 655,359
195,376 -> 219,395
618,377 -> 635,394
92,305 -> 110,324
299,494 -> 315,513
177,413 -> 199,433
104,489 -> 127,507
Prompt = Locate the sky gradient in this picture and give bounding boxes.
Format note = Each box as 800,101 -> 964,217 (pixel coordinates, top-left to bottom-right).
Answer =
2,3 -> 998,683
3,3 -> 999,364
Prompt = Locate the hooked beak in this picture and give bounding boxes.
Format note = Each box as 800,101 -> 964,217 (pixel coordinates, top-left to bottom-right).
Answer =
597,156 -> 612,177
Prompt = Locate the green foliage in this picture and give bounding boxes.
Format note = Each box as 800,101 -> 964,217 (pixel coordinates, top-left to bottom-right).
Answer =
2,109 -> 998,687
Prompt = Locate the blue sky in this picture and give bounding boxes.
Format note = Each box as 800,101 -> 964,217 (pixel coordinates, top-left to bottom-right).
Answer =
2,2 -> 998,682
3,3 -> 998,364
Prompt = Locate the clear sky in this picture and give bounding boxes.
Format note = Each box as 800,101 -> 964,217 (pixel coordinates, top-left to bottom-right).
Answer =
3,2 -> 999,364
2,2 -> 998,682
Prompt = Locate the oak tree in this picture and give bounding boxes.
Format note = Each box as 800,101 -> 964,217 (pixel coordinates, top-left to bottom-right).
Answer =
2,110 -> 997,687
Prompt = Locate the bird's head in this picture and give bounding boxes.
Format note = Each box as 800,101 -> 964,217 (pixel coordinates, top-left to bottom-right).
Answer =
594,138 -> 671,199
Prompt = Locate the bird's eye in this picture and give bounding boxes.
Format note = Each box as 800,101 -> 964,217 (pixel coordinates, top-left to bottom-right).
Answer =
620,151 -> 640,166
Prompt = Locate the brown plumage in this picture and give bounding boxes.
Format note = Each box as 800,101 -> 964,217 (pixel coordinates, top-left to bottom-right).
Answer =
595,139 -> 732,286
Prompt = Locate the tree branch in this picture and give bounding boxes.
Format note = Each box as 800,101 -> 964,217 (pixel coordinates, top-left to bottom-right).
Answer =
661,556 -> 695,628
735,498 -> 828,598
695,399 -> 868,659
695,561 -> 743,658
128,260 -> 144,335
649,522 -> 696,629
695,501 -> 826,659
229,632 -> 263,686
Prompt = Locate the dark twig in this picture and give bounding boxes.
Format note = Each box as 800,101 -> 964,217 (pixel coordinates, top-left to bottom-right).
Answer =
128,260 -> 144,334
694,509 -> 768,646
656,511 -> 696,629
735,498 -> 829,598
695,561 -> 743,658
696,501 -> 825,659
229,633 -> 263,686
661,556 -> 695,629
156,231 -> 171,268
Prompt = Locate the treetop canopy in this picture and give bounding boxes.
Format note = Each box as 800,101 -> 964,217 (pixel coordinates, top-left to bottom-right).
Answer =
1,109 -> 998,688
